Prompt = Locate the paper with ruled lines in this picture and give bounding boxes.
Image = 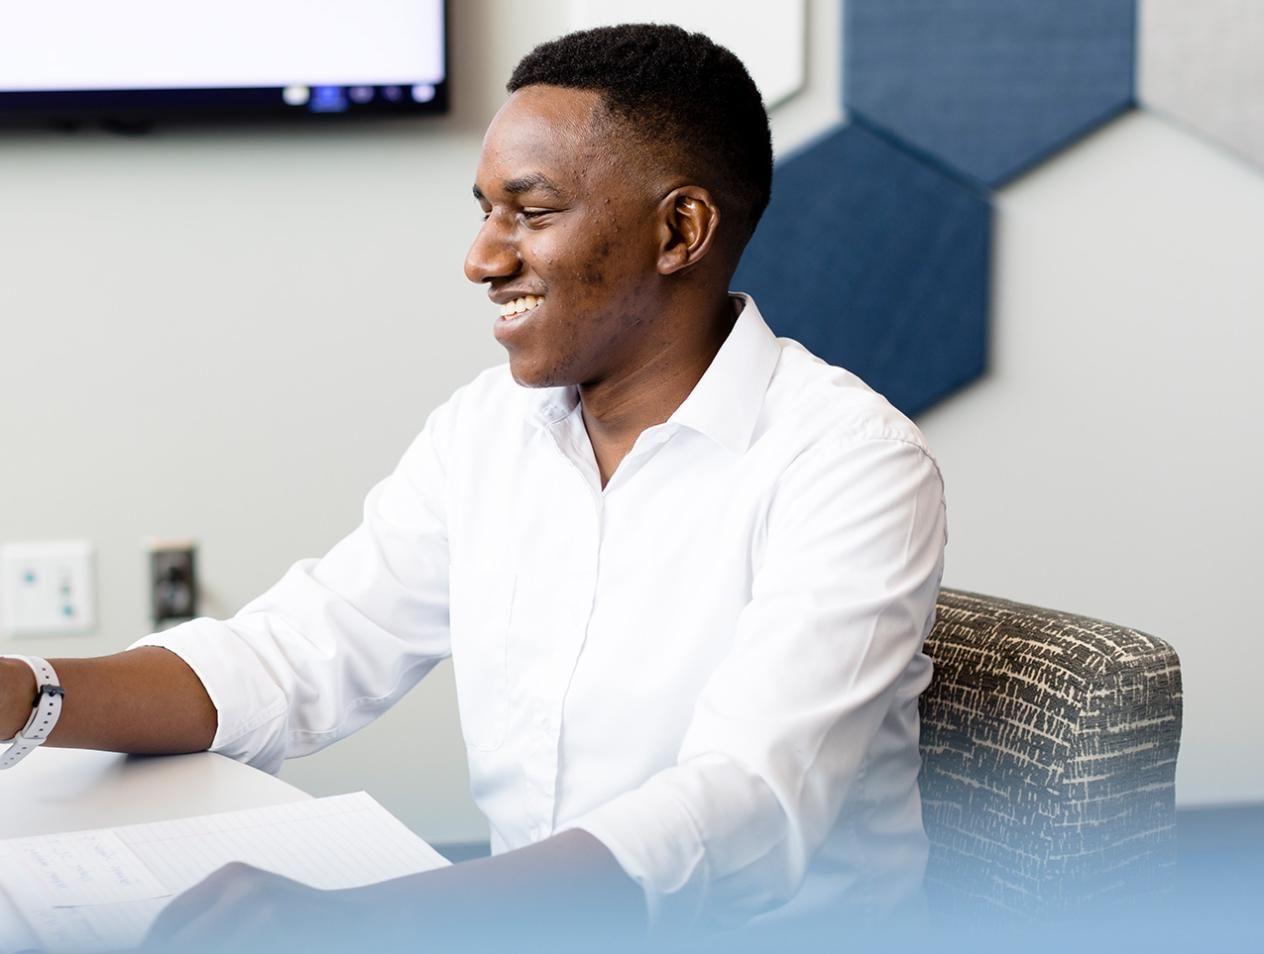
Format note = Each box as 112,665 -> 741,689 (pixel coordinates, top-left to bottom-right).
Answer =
0,792 -> 449,952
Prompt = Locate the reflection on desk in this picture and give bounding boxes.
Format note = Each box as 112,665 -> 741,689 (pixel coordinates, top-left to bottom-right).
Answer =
0,747 -> 308,839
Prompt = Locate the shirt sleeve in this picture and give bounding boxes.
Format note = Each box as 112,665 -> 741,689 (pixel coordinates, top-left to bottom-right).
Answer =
565,432 -> 947,929
130,401 -> 456,775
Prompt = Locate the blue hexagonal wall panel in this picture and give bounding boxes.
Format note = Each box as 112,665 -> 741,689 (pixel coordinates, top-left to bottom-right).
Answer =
734,123 -> 991,417
845,0 -> 1137,187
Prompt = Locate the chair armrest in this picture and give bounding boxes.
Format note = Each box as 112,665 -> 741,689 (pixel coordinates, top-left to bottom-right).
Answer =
920,588 -> 1183,915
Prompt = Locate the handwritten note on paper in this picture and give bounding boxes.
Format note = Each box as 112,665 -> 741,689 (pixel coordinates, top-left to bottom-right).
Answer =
0,792 -> 449,953
1,830 -> 170,907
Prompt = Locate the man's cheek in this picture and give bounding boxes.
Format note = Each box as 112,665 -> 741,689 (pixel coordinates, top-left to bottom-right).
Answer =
575,239 -> 613,287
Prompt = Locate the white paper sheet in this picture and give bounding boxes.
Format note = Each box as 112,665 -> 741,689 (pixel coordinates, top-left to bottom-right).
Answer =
0,792 -> 449,952
0,877 -> 41,953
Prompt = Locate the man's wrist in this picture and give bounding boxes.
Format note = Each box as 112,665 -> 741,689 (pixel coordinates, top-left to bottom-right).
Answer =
0,658 -> 38,740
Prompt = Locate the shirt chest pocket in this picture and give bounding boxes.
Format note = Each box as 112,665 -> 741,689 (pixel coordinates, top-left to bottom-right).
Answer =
448,565 -> 515,752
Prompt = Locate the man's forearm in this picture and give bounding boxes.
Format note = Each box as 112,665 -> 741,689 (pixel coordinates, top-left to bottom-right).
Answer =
145,828 -> 646,950
0,648 -> 216,754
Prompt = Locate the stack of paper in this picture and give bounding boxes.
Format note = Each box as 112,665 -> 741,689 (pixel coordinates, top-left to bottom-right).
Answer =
0,792 -> 449,952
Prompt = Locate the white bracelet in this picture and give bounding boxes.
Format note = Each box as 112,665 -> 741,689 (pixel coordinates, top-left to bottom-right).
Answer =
0,656 -> 64,770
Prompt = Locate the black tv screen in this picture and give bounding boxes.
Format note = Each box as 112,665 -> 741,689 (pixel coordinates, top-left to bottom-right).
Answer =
0,0 -> 448,127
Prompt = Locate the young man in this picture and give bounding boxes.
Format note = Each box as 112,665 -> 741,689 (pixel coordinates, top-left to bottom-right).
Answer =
0,25 -> 945,948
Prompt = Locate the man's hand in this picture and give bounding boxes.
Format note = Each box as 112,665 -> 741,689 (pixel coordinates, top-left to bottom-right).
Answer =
143,863 -> 375,951
140,829 -> 645,951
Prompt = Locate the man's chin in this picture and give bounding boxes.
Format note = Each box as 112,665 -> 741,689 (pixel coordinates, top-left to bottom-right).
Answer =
507,356 -> 567,390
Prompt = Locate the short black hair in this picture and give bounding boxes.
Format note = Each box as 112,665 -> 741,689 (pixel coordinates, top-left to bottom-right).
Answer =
508,24 -> 774,241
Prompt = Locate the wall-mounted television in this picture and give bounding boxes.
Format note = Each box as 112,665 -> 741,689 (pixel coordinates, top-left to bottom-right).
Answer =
0,0 -> 448,128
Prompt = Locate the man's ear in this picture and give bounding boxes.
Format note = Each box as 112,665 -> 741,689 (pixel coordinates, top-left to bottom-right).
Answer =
656,186 -> 721,276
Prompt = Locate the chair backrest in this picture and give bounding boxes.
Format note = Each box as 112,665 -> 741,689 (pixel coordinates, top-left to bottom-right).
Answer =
919,588 -> 1183,917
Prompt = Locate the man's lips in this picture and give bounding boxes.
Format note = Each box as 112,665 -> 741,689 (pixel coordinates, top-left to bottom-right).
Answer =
492,295 -> 545,344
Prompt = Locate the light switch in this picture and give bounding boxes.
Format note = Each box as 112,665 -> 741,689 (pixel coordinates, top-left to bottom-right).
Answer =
0,540 -> 96,636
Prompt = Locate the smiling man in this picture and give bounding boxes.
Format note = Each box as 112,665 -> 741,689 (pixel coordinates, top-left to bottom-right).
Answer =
0,25 -> 946,950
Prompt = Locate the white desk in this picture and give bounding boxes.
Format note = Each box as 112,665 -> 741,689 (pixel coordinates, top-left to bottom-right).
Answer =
0,748 -> 309,840
0,751 -> 314,951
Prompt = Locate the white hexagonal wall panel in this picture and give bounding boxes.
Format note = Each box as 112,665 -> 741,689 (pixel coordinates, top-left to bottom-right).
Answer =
1139,0 -> 1264,170
569,0 -> 806,108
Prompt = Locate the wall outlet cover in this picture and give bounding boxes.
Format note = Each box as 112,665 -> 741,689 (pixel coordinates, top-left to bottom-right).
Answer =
0,540 -> 96,636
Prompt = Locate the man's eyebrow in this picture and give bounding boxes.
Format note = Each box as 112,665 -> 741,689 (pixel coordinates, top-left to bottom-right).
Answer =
503,173 -> 563,197
472,174 -> 566,204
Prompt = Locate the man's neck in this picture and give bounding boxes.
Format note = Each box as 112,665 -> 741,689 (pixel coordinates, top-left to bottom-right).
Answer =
579,295 -> 738,488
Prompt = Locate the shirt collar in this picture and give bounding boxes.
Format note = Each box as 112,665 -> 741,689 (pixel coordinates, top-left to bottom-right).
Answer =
667,293 -> 780,454
527,293 -> 781,455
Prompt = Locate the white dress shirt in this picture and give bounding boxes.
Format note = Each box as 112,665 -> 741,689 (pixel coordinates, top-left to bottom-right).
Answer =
135,294 -> 947,930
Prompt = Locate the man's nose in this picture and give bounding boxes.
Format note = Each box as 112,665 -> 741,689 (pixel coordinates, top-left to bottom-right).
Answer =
464,221 -> 520,284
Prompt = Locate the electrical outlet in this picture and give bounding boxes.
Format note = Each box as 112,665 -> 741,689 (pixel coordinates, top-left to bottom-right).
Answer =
0,540 -> 96,636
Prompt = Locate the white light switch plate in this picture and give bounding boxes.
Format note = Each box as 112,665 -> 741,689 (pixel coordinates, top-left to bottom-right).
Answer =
0,540 -> 96,636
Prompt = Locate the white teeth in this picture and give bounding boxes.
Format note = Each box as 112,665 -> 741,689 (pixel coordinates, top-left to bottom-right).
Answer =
498,295 -> 544,318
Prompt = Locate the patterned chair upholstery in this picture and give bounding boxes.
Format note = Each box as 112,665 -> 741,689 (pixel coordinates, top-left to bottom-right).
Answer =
919,589 -> 1183,918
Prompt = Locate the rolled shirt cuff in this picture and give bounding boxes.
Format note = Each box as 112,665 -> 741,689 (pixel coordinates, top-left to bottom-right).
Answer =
561,773 -> 710,930
130,618 -> 289,773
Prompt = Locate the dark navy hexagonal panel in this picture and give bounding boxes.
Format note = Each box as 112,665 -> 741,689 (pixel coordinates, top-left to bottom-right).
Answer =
845,0 -> 1136,187
734,123 -> 990,417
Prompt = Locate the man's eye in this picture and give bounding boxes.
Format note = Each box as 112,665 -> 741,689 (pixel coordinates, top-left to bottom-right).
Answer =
521,209 -> 552,220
